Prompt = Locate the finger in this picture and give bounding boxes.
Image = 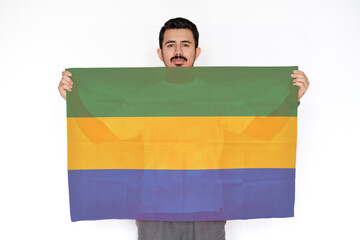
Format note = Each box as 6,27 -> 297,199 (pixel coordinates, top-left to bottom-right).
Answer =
59,83 -> 72,92
62,71 -> 72,77
58,80 -> 72,90
291,73 -> 308,80
293,77 -> 307,83
293,69 -> 304,74
293,78 -> 309,88
59,77 -> 73,87
293,82 -> 306,88
293,70 -> 308,82
62,75 -> 74,85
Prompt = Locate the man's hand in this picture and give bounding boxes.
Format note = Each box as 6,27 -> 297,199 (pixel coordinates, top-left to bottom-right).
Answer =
292,70 -> 310,100
58,71 -> 73,100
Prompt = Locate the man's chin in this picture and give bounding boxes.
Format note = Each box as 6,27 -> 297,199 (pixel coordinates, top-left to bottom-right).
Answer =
164,61 -> 194,67
165,63 -> 184,67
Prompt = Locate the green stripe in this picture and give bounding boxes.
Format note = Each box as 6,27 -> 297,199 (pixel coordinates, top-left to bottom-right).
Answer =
66,66 -> 298,117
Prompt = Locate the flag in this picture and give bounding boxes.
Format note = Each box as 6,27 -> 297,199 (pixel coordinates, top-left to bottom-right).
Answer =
66,66 -> 298,221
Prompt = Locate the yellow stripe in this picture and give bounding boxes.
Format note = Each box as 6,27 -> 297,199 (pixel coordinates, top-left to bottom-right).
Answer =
67,116 -> 297,170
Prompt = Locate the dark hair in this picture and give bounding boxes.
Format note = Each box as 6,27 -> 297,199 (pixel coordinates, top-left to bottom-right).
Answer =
159,17 -> 199,50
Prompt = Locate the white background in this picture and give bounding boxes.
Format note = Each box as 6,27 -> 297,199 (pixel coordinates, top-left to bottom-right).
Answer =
1,0 -> 359,239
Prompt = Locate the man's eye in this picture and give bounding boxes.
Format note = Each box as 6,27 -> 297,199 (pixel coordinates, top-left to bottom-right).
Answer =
183,44 -> 189,47
167,44 -> 174,47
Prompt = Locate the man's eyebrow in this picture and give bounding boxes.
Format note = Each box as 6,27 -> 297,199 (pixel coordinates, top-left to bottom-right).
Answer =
165,40 -> 176,45
164,40 -> 193,45
181,40 -> 192,44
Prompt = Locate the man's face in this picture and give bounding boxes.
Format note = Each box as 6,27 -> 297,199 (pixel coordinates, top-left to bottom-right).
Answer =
157,29 -> 201,67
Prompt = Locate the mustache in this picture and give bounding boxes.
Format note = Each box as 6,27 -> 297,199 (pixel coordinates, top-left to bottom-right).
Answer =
171,55 -> 187,61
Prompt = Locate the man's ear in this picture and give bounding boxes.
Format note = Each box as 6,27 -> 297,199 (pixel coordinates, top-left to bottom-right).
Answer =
195,47 -> 201,61
157,48 -> 164,62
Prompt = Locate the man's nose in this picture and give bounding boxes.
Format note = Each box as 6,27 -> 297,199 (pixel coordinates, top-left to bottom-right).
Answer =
175,44 -> 182,55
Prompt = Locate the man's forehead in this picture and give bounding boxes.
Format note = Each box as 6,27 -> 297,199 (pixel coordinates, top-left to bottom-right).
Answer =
163,29 -> 194,42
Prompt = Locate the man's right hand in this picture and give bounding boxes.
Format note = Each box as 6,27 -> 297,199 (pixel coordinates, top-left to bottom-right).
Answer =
58,71 -> 73,100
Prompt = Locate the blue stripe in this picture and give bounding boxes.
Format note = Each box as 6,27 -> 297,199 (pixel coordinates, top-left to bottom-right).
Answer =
68,168 -> 295,221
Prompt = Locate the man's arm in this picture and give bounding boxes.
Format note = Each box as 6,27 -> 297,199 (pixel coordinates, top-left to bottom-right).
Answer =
59,71 -> 142,144
222,69 -> 310,139
242,69 -> 310,140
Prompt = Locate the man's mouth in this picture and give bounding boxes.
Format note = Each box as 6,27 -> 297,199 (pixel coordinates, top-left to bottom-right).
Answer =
173,59 -> 185,65
171,56 -> 187,66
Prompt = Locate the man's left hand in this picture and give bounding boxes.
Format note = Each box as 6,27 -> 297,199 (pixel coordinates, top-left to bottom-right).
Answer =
292,70 -> 310,100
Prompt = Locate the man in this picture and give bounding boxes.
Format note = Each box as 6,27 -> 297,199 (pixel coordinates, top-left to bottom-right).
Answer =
58,17 -> 310,240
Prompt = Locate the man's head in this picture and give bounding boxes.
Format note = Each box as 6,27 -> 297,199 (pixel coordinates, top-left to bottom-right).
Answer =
157,17 -> 201,67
